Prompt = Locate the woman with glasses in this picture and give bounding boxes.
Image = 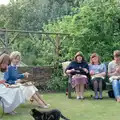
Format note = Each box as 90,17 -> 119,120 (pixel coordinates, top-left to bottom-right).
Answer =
89,53 -> 106,99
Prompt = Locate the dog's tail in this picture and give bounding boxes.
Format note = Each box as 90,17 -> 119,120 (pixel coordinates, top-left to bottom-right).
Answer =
61,114 -> 70,120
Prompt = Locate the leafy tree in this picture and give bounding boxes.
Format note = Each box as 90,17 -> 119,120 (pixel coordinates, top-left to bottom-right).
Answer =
44,0 -> 120,62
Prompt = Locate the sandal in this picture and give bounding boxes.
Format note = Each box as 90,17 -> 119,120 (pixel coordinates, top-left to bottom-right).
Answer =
38,105 -> 49,109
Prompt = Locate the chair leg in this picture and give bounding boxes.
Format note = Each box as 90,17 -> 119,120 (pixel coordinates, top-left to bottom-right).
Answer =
68,82 -> 72,98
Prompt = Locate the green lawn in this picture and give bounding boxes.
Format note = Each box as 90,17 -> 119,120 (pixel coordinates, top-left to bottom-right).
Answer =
1,91 -> 120,120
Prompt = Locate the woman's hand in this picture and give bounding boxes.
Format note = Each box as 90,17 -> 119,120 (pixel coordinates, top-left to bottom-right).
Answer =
0,80 -> 5,84
83,68 -> 88,73
4,83 -> 10,87
71,69 -> 75,72
116,67 -> 120,74
90,70 -> 95,75
16,79 -> 22,83
23,72 -> 30,78
66,69 -> 75,74
0,80 -> 10,87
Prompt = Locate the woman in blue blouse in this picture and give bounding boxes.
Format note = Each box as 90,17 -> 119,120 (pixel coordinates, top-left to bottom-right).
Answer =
4,51 -> 49,108
66,51 -> 89,99
0,54 -> 25,114
89,53 -> 106,99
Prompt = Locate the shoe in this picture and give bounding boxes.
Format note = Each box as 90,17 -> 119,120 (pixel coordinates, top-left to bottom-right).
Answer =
76,96 -> 79,99
8,111 -> 17,115
38,105 -> 49,109
47,104 -> 51,107
43,105 -> 49,109
80,96 -> 84,100
99,94 -> 103,100
99,96 -> 103,100
94,96 -> 98,100
76,96 -> 80,100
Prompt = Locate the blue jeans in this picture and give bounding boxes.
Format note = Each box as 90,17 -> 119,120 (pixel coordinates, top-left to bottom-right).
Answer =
112,80 -> 120,98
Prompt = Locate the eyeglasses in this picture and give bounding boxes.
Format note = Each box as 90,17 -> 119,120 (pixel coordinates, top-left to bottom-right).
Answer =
114,55 -> 120,58
91,56 -> 97,58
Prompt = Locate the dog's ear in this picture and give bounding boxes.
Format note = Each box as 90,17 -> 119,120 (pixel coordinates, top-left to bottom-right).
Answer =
31,108 -> 42,115
31,109 -> 37,113
30,109 -> 39,116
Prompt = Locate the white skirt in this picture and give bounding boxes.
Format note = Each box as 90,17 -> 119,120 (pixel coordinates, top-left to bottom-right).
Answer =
16,82 -> 38,101
0,84 -> 25,113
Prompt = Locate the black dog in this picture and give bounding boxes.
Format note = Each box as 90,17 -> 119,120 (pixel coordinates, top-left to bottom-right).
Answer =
30,108 -> 70,120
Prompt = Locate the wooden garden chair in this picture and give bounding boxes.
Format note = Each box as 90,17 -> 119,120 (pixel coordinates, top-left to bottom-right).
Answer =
62,61 -> 73,98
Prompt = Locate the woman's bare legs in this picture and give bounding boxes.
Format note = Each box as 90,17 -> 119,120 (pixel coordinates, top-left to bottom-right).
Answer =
75,84 -> 85,99
75,84 -> 80,99
31,93 -> 47,107
36,92 -> 48,105
79,84 -> 84,99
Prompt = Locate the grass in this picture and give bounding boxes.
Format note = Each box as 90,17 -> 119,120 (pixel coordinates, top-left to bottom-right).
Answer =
0,91 -> 120,120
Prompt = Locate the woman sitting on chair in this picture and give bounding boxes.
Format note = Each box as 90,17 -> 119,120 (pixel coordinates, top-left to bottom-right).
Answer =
4,51 -> 49,108
89,53 -> 106,99
108,50 -> 120,102
66,51 -> 89,100
0,54 -> 25,114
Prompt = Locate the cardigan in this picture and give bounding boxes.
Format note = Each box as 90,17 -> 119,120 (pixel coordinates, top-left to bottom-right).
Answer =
66,61 -> 89,75
4,65 -> 24,84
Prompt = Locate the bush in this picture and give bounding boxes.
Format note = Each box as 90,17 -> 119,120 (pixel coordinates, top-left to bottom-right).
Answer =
47,68 -> 68,91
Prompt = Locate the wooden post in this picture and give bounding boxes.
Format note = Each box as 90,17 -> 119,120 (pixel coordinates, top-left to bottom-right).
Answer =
68,83 -> 72,98
54,34 -> 61,69
0,29 -> 8,54
4,30 -> 9,53
68,75 -> 72,98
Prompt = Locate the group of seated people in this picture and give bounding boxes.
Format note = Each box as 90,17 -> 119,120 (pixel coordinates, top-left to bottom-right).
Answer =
0,51 -> 49,115
65,50 -> 120,102
1,50 -> 120,115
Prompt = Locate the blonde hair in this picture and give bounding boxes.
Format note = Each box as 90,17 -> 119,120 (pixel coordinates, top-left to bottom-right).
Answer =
90,53 -> 101,64
113,50 -> 120,57
10,51 -> 21,61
